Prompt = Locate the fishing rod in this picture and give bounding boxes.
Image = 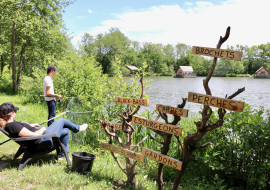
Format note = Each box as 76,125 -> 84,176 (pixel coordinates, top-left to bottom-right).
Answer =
40,95 -> 72,102
40,95 -> 111,103
39,111 -> 68,125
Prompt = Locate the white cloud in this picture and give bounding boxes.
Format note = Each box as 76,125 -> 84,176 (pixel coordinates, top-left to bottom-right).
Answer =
196,1 -> 213,6
185,2 -> 193,6
76,0 -> 270,48
88,9 -> 93,13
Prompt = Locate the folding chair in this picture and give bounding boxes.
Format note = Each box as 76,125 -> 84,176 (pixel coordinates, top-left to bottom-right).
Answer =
0,127 -> 71,171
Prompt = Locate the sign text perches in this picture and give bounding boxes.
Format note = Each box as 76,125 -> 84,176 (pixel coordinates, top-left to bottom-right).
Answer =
115,97 -> 149,106
192,46 -> 243,61
142,147 -> 182,170
156,104 -> 188,117
100,142 -> 145,163
132,116 -> 182,136
188,92 -> 244,112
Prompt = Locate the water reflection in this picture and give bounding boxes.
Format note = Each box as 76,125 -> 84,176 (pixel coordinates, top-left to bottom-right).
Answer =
124,76 -> 270,114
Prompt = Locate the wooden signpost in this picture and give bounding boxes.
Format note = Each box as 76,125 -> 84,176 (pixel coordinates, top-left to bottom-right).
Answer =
99,121 -> 122,131
110,122 -> 122,130
142,147 -> 182,170
192,46 -> 243,61
99,27 -> 246,190
115,96 -> 149,106
100,142 -> 145,163
156,104 -> 188,117
132,115 -> 183,136
188,92 -> 244,112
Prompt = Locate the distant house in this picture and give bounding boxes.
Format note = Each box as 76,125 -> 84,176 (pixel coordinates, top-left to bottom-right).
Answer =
174,66 -> 197,78
254,67 -> 270,78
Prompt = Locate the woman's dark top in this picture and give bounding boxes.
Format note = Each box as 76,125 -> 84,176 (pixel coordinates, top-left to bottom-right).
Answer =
5,121 -> 41,149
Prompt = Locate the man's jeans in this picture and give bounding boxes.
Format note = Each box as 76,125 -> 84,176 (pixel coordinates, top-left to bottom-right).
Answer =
46,100 -> 56,127
34,118 -> 80,157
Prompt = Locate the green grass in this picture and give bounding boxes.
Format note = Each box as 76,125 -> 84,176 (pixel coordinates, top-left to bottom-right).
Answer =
0,93 -> 227,189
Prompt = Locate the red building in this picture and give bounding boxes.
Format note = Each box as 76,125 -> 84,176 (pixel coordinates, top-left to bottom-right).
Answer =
254,67 -> 270,78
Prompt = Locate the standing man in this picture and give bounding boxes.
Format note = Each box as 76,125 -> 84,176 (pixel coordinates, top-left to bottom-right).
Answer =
43,65 -> 62,126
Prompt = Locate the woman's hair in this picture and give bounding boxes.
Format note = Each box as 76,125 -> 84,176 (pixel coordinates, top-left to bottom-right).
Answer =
0,114 -> 11,129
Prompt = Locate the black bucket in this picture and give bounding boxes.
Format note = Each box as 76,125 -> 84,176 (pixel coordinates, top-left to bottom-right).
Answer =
72,151 -> 96,175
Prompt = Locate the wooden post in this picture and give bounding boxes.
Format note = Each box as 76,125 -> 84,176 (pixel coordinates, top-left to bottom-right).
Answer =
172,27 -> 245,190
100,73 -> 149,187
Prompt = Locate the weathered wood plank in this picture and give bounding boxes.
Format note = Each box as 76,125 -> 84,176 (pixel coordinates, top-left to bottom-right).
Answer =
188,92 -> 244,112
132,116 -> 182,136
99,121 -> 122,131
156,104 -> 188,117
100,142 -> 145,163
115,97 -> 149,106
142,147 -> 182,170
192,46 -> 243,61
110,122 -> 122,130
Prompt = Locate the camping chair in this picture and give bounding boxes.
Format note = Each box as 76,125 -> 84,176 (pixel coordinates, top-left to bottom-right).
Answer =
0,127 -> 71,171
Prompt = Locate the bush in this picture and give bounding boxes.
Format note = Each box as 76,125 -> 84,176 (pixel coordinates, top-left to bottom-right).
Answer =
0,68 -> 14,94
202,104 -> 270,189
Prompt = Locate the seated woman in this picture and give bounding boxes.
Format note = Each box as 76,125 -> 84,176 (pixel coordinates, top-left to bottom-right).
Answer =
0,102 -> 88,159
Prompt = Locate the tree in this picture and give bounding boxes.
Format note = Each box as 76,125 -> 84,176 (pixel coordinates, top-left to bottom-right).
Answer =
0,0 -> 71,92
99,74 -> 148,187
172,27 -> 245,190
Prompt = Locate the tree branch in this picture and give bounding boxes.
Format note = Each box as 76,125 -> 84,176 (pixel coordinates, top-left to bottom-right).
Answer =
108,136 -> 127,174
227,87 -> 245,99
175,135 -> 183,151
147,133 -> 164,145
99,120 -> 127,148
131,73 -> 144,116
110,152 -> 127,174
132,135 -> 149,152
203,26 -> 231,95
194,142 -> 215,149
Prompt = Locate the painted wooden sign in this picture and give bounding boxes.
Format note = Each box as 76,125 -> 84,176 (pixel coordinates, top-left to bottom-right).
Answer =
156,104 -> 188,117
188,92 -> 244,112
142,147 -> 182,170
99,121 -> 122,131
132,116 -> 182,136
115,97 -> 149,106
192,46 -> 243,61
110,122 -> 122,130
100,142 -> 145,163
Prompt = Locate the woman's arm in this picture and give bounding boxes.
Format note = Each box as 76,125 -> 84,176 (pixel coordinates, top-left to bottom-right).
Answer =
20,122 -> 40,127
18,127 -> 46,137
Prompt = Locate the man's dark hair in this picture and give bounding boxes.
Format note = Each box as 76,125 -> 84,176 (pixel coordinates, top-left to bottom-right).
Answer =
47,69 -> 53,74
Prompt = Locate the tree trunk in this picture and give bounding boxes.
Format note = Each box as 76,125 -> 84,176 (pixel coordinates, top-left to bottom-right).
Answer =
0,55 -> 4,75
11,20 -> 18,92
126,158 -> 137,187
157,134 -> 172,190
16,44 -> 26,91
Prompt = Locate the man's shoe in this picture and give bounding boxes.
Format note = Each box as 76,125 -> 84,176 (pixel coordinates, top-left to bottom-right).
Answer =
75,123 -> 88,134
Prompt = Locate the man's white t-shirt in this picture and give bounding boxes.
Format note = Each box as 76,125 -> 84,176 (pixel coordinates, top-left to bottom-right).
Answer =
43,76 -> 56,101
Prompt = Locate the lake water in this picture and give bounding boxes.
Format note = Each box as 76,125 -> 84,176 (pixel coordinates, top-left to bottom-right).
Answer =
124,76 -> 270,114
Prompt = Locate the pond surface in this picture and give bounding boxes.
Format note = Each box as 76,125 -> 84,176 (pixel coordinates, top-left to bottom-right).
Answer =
124,76 -> 270,114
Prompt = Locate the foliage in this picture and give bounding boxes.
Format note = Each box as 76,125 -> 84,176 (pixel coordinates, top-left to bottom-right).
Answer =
0,67 -> 13,94
80,28 -> 270,77
199,104 -> 270,189
0,0 -> 72,92
20,52 -> 110,146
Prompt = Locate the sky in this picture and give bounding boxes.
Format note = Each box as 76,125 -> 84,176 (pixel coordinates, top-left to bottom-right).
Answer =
62,0 -> 270,49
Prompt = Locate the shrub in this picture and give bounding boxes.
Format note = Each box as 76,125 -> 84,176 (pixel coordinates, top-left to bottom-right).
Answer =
202,104 -> 270,189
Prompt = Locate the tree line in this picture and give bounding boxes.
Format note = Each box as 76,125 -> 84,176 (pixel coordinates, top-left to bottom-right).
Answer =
1,0 -> 270,93
79,28 -> 270,77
